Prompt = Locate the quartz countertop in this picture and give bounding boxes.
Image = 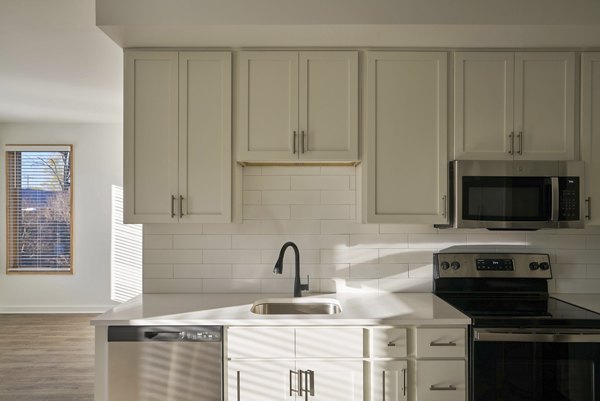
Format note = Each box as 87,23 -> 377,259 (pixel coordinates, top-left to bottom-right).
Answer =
552,294 -> 600,314
91,292 -> 470,326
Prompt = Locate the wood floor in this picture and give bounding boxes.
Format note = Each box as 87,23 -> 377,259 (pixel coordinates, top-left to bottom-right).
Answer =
0,314 -> 96,401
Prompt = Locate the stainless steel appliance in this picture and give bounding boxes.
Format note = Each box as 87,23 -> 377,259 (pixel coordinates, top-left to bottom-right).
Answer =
446,160 -> 585,230
108,326 -> 222,401
433,251 -> 600,401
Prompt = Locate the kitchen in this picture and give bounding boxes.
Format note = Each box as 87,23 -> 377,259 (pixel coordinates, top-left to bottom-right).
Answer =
1,3 -> 598,398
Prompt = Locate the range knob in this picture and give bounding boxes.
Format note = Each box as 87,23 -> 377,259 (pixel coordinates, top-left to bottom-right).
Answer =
529,262 -> 539,271
540,262 -> 550,271
451,261 -> 461,270
440,261 -> 450,270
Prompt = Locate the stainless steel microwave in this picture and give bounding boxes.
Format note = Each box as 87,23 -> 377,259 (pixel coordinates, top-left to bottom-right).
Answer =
447,160 -> 585,230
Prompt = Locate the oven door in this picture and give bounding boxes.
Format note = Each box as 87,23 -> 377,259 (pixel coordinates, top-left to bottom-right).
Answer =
472,329 -> 600,401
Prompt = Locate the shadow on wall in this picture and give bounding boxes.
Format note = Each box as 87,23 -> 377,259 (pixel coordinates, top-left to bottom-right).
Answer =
111,185 -> 142,302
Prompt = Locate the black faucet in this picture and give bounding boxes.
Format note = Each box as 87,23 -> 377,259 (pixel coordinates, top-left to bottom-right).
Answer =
273,241 -> 309,297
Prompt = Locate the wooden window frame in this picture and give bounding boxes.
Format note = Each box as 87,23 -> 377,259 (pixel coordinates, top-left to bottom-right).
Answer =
5,144 -> 74,275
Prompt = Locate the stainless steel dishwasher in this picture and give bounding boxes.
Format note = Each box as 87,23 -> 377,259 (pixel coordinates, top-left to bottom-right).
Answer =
108,326 -> 222,401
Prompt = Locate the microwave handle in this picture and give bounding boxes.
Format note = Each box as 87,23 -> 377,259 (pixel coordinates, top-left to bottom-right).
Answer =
550,177 -> 559,222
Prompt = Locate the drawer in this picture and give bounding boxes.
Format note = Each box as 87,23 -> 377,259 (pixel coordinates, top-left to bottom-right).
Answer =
227,327 -> 295,358
370,327 -> 407,358
416,360 -> 466,401
295,327 -> 363,358
416,327 -> 466,358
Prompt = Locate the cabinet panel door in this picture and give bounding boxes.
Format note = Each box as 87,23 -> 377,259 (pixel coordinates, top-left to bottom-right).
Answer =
454,52 -> 514,160
514,52 -> 575,160
228,327 -> 295,359
295,327 -> 363,358
582,53 -> 600,226
297,360 -> 363,401
237,51 -> 299,161
228,360 -> 296,401
179,52 -> 231,223
371,360 -> 408,401
299,51 -> 358,160
124,51 -> 179,223
365,52 -> 448,224
416,327 -> 467,358
416,360 -> 466,401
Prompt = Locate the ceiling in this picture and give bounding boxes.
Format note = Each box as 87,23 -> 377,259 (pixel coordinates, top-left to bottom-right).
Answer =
0,0 -> 122,124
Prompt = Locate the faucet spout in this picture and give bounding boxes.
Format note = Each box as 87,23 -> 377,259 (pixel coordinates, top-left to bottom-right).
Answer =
273,241 -> 309,297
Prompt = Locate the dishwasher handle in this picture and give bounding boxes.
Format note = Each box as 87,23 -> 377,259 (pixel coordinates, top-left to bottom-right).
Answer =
108,326 -> 223,342
144,331 -> 185,341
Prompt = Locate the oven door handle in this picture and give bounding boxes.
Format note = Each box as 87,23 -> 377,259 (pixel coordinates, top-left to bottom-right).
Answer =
474,330 -> 600,343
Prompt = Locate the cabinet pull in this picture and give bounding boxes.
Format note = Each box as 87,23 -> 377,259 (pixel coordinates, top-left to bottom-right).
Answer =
301,130 -> 306,153
305,370 -> 314,398
179,195 -> 184,218
382,370 -> 386,401
402,368 -> 407,397
429,340 -> 457,347
586,197 -> 591,220
236,371 -> 241,401
293,131 -> 297,154
517,131 -> 523,155
442,195 -> 447,218
290,369 -> 300,396
298,369 -> 304,396
170,195 -> 176,218
430,384 -> 457,391
508,132 -> 514,155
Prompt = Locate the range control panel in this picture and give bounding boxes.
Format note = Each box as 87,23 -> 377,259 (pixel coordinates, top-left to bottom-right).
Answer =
434,253 -> 552,279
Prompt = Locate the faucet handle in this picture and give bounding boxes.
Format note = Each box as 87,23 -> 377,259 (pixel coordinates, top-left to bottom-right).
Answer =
300,275 -> 310,292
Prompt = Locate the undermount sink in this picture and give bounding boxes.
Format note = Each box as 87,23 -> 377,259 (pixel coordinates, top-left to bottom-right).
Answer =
250,298 -> 342,315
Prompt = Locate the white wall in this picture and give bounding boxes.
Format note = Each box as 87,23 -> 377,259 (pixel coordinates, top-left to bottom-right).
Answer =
144,166 -> 600,295
0,123 -> 124,312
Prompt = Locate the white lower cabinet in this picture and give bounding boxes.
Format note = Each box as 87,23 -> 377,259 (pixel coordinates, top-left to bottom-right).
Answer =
371,360 -> 408,401
416,360 -> 466,401
297,360 -> 363,401
228,360 -> 296,401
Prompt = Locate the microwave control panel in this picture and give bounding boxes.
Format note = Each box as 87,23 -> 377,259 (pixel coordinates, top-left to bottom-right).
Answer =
559,177 -> 580,221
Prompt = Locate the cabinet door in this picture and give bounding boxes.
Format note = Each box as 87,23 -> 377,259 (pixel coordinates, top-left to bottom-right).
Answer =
582,53 -> 600,226
228,360 -> 296,401
295,327 -> 363,358
371,360 -> 408,401
514,52 -> 575,160
297,360 -> 363,401
453,52 -> 514,160
416,360 -> 466,401
365,52 -> 448,224
178,52 -> 231,223
299,51 -> 358,161
124,51 -> 179,223
237,51 -> 299,161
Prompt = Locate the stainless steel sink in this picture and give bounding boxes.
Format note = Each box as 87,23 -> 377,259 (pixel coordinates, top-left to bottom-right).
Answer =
250,298 -> 342,315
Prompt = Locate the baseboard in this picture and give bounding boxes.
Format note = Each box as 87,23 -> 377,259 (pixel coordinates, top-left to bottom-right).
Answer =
0,304 -> 117,313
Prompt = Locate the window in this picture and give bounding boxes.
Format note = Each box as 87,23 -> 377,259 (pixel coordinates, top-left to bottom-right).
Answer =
5,145 -> 73,273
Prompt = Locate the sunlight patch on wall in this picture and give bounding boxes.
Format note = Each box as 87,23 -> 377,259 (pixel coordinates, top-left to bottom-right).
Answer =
111,185 -> 142,302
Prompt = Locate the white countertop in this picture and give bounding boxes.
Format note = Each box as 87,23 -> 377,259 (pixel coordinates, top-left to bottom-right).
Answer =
553,293 -> 600,314
91,292 -> 470,326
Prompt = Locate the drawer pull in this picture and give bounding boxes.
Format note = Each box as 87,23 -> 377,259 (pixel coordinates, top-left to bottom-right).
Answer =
387,341 -> 397,347
429,340 -> 457,347
430,384 -> 457,391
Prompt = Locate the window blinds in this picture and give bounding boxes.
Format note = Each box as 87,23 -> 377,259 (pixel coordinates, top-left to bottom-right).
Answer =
5,145 -> 73,273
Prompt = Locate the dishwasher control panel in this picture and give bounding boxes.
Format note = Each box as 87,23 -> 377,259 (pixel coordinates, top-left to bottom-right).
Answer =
108,326 -> 223,342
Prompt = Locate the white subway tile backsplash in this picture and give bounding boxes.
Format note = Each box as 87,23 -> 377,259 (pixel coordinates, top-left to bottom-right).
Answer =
291,176 -> 349,190
142,167 -> 600,295
173,235 -> 231,249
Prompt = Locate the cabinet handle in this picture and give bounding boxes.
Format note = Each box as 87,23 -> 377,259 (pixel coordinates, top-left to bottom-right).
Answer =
298,369 -> 304,396
170,195 -> 176,218
442,195 -> 447,218
517,131 -> 523,155
304,370 -> 314,398
382,370 -> 386,401
586,197 -> 591,220
430,384 -> 457,391
179,195 -> 184,218
429,340 -> 457,347
290,369 -> 299,396
301,130 -> 306,154
402,368 -> 407,397
508,132 -> 514,155
293,131 -> 297,154
236,371 -> 241,401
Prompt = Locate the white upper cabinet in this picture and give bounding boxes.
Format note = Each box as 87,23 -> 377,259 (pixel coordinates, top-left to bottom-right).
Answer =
124,51 -> 231,224
237,51 -> 358,162
582,52 -> 600,226
454,51 -> 575,161
364,51 -> 448,224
